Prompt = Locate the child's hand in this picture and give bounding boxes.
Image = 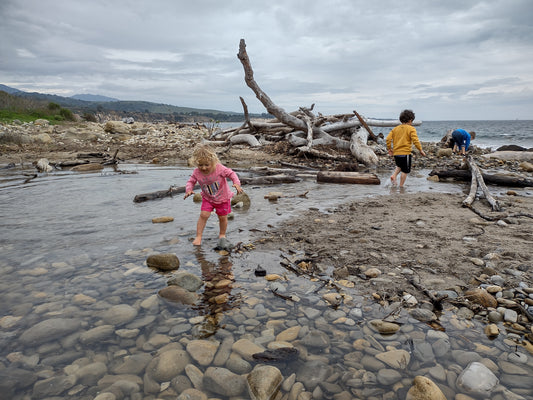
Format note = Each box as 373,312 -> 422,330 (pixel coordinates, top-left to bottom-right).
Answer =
420,150 -> 427,157
388,149 -> 393,156
184,190 -> 194,199
233,184 -> 243,194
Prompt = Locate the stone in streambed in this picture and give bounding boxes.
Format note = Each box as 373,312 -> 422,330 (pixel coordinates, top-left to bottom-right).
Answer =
152,216 -> 174,223
368,319 -> 400,334
186,339 -> 220,366
406,375 -> 447,400
464,288 -> 497,308
158,286 -> 198,305
247,365 -> 283,400
456,361 -> 499,397
167,271 -> 203,291
146,253 -> 180,271
101,304 -> 138,326
231,192 -> 251,208
19,318 -> 82,346
203,366 -> 246,397
148,349 -> 190,382
215,237 -> 233,251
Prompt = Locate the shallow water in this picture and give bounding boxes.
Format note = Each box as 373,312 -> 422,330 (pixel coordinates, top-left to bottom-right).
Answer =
1,164 -> 532,399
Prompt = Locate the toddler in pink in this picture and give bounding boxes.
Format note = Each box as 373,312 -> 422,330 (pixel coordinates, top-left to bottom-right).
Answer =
184,145 -> 243,245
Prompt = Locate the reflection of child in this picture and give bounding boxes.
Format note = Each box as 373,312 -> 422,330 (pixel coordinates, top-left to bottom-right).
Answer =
386,109 -> 426,187
184,145 -> 243,245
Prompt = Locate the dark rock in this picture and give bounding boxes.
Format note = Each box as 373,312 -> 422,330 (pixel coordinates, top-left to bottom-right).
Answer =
252,347 -> 300,363
215,237 -> 233,251
495,145 -> 528,151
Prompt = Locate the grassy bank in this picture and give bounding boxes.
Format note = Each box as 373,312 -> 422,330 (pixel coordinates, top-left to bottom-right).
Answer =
0,90 -> 76,124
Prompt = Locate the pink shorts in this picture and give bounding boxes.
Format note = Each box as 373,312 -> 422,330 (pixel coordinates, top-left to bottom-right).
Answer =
201,198 -> 232,216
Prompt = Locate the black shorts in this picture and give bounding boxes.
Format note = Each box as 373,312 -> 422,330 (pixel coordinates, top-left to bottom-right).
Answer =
394,155 -> 412,173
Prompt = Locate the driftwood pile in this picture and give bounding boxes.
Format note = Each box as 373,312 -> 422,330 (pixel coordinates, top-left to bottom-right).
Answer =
204,39 -> 420,166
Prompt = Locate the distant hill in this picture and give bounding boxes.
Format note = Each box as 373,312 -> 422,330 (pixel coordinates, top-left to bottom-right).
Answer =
0,84 -> 271,122
71,93 -> 119,102
0,84 -> 21,94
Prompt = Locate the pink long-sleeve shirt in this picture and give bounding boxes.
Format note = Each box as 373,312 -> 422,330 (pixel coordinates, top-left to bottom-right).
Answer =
185,163 -> 241,204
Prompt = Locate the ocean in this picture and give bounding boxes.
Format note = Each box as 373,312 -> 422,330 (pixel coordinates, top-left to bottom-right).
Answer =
413,120 -> 533,150
218,120 -> 533,150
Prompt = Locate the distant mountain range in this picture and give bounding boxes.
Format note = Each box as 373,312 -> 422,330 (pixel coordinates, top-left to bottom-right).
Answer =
0,84 -> 269,122
70,93 -> 120,102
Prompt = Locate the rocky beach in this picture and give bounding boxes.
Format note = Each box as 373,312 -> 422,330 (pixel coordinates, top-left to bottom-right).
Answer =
1,119 -> 533,399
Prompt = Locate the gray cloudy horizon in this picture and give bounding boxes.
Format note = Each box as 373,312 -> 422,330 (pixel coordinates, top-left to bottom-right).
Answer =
1,0 -> 532,120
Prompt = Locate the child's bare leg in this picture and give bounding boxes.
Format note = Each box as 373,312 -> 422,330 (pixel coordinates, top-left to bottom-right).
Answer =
390,167 -> 400,185
193,211 -> 211,245
399,172 -> 408,187
218,214 -> 228,238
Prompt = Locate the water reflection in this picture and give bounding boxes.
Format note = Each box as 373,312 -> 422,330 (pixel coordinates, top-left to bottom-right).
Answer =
192,248 -> 242,338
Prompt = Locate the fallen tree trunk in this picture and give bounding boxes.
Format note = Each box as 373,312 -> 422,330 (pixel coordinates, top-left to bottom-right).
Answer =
133,174 -> 300,203
134,185 -> 186,203
429,169 -> 533,187
240,174 -> 300,185
317,171 -> 381,185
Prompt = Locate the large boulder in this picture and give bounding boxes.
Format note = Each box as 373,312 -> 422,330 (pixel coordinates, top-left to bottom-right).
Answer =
104,121 -> 131,135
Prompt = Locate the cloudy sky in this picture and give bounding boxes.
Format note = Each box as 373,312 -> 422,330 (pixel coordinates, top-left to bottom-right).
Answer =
1,0 -> 532,120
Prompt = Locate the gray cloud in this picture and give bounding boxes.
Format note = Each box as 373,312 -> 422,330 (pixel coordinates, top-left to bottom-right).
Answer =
1,0 -> 532,120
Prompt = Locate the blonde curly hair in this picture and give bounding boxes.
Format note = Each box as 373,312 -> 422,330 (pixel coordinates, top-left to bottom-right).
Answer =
191,144 -> 219,166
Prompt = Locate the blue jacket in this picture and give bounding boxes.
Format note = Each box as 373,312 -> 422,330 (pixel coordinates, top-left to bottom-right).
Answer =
452,129 -> 471,150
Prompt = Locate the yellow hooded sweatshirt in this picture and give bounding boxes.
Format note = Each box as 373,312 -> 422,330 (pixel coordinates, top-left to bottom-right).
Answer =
386,124 -> 423,155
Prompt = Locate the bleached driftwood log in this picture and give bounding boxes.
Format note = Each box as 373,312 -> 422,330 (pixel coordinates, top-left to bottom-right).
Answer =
350,127 -> 379,165
229,134 -> 261,147
465,156 -> 501,211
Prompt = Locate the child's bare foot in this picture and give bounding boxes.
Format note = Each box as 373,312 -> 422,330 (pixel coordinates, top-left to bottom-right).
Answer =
390,176 -> 397,186
192,237 -> 202,246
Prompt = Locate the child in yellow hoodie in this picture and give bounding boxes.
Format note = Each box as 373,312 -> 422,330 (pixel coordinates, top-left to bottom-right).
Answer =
386,109 -> 426,187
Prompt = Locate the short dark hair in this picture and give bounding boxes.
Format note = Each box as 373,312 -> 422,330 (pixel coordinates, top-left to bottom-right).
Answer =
399,109 -> 415,123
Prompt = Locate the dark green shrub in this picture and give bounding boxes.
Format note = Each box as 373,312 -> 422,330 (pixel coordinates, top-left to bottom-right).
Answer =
48,102 -> 61,111
59,108 -> 75,121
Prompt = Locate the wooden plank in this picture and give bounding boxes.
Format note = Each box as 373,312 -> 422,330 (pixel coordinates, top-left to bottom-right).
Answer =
316,171 -> 381,185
